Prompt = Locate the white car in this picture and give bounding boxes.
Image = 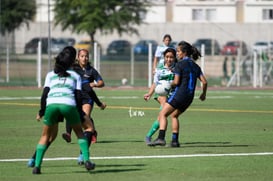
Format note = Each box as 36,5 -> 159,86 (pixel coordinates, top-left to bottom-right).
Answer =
252,41 -> 272,53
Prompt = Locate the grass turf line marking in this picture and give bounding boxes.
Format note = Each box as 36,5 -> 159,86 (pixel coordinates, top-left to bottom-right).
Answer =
0,102 -> 272,114
1,152 -> 273,162
0,96 -> 235,100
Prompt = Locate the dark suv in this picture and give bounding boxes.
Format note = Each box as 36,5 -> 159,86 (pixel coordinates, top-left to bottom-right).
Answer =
24,37 -> 69,54
106,40 -> 131,56
193,38 -> 221,55
24,37 -> 49,54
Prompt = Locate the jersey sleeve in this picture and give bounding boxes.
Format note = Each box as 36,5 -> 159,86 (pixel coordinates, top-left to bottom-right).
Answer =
43,72 -> 51,88
91,68 -> 103,82
198,66 -> 203,77
174,62 -> 183,76
76,74 -> 82,90
154,46 -> 161,58
153,70 -> 160,84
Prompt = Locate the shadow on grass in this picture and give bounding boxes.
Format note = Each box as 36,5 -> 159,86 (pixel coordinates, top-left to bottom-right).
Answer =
97,140 -> 143,144
44,163 -> 145,175
182,141 -> 251,148
97,163 -> 146,167
65,140 -> 144,145
89,168 -> 143,174
89,163 -> 145,174
72,168 -> 143,174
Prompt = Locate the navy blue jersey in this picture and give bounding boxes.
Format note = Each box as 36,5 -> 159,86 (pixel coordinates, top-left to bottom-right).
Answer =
167,57 -> 203,111
73,63 -> 103,105
73,63 -> 103,85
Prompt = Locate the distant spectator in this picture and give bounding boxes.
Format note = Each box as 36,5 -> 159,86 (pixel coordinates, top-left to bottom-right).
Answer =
153,34 -> 172,74
231,56 -> 236,75
222,56 -> 229,85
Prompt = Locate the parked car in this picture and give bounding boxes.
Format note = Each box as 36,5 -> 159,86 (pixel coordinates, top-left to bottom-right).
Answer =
59,38 -> 76,46
252,41 -> 272,53
221,41 -> 248,55
50,38 -> 68,54
106,40 -> 131,56
74,39 -> 101,51
24,37 -> 51,54
192,38 -> 221,55
74,40 -> 91,50
24,37 -> 71,54
134,40 -> 158,55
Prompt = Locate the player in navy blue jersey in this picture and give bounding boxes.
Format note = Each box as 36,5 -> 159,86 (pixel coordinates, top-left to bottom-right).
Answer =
62,49 -> 106,164
152,41 -> 207,146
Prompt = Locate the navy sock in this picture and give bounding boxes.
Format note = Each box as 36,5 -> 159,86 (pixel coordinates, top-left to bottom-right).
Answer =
158,130 -> 166,140
172,133 -> 179,142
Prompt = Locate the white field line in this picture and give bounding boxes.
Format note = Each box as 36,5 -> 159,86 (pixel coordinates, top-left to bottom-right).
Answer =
1,95 -> 273,101
1,152 -> 273,162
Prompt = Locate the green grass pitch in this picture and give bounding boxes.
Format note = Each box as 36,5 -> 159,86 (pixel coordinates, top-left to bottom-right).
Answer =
0,87 -> 273,181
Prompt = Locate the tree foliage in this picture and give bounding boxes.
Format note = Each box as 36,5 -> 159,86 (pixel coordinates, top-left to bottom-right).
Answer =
0,0 -> 36,35
53,0 -> 151,41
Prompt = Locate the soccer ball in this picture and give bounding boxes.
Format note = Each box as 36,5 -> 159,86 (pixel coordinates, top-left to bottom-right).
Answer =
121,78 -> 128,85
155,80 -> 171,96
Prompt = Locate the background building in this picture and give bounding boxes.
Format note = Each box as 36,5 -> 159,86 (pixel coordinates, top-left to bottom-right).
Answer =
1,0 -> 273,87
0,0 -> 272,54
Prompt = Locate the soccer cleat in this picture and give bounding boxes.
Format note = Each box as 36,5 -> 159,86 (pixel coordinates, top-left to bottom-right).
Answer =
27,158 -> 35,167
152,138 -> 166,146
32,167 -> 41,174
77,154 -> 84,165
62,133 -> 71,143
85,161 -> 96,171
170,141 -> 180,148
91,130 -> 97,144
145,136 -> 152,145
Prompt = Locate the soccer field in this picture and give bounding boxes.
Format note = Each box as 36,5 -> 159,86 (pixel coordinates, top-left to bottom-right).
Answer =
0,87 -> 273,181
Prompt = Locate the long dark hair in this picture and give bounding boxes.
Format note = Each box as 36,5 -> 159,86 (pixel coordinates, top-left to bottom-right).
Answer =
178,41 -> 201,61
54,46 -> 76,77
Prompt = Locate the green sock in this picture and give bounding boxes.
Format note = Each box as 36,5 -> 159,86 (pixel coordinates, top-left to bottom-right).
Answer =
35,144 -> 47,168
78,138 -> 90,162
146,120 -> 159,137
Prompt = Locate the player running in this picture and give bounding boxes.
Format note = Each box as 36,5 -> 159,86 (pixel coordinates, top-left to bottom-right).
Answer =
144,47 -> 180,147
152,41 -> 207,146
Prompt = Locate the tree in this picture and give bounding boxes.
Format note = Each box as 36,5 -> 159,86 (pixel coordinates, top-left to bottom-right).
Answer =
53,0 -> 151,57
0,0 -> 36,35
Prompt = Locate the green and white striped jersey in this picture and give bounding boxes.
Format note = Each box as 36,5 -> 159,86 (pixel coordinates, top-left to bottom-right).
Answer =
153,65 -> 175,85
44,70 -> 82,106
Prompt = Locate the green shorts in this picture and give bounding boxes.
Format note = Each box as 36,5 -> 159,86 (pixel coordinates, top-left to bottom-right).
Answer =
43,104 -> 81,126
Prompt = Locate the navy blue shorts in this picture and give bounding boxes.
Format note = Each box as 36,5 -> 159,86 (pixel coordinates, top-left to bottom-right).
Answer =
82,98 -> 94,106
167,95 -> 193,113
82,92 -> 94,106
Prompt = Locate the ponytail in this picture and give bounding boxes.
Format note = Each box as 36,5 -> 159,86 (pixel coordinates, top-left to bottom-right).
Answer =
178,41 -> 201,61
191,46 -> 201,61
